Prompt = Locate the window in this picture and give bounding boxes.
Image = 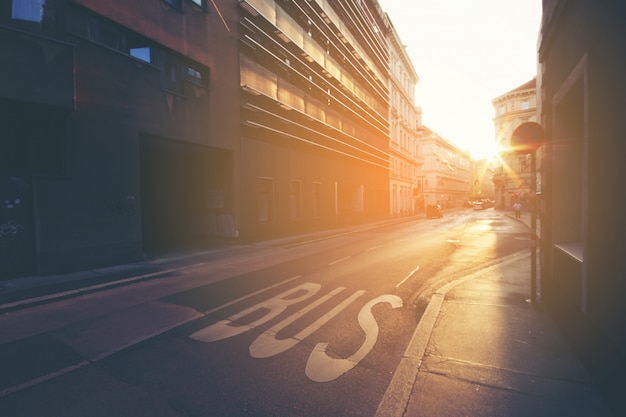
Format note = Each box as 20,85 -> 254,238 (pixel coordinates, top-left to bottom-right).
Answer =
12,0 -> 45,22
521,100 -> 530,110
312,182 -> 322,218
127,33 -> 153,63
289,180 -> 301,220
190,0 -> 207,9
259,178 -> 274,223
162,0 -> 182,10
68,6 -> 152,63
159,52 -> 208,93
161,52 -> 183,94
130,47 -> 151,63
186,64 -> 205,86
519,156 -> 529,173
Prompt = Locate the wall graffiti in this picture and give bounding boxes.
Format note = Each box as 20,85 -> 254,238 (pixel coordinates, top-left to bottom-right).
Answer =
0,220 -> 23,238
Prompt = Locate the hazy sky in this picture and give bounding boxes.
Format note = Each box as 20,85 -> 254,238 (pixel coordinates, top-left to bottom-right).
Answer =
377,0 -> 542,158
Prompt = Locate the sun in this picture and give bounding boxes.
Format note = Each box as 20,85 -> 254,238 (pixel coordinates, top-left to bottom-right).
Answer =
470,141 -> 503,163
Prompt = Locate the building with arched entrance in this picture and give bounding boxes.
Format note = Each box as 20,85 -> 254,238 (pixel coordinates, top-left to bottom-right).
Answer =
492,78 -> 539,210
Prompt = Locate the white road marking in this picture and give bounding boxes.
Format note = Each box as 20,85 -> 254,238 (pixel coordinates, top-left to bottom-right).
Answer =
249,288 -> 365,358
328,256 -> 351,266
190,281 -> 319,343
305,294 -> 402,382
396,265 -> 420,288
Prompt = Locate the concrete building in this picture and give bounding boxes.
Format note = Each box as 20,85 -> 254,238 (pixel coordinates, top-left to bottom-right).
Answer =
538,1 -> 626,414
385,15 -> 423,218
491,78 -> 539,210
0,0 -> 395,277
417,127 -> 471,210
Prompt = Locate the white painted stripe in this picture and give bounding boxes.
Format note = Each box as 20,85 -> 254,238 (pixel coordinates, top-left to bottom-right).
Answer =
328,256 -> 351,266
0,361 -> 91,398
396,265 -> 420,288
249,288 -> 364,358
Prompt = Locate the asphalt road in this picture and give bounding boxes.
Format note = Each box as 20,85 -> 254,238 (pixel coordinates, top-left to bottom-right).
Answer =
0,208 -> 531,416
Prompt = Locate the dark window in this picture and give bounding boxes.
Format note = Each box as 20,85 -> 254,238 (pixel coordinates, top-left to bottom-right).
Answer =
161,51 -> 184,94
259,178 -> 274,223
68,5 -> 209,94
162,0 -> 182,10
312,182 -> 322,218
289,180 -> 301,220
186,64 -> 205,86
68,6 -> 150,61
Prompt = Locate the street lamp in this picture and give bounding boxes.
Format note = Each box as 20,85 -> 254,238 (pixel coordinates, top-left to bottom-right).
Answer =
511,122 -> 544,304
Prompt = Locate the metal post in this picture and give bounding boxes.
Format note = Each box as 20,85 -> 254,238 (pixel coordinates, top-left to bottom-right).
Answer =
530,151 -> 537,303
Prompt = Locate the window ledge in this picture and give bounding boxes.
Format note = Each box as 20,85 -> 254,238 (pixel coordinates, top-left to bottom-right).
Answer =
554,242 -> 583,263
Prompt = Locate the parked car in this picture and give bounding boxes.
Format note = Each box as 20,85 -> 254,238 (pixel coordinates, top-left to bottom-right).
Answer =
426,204 -> 443,218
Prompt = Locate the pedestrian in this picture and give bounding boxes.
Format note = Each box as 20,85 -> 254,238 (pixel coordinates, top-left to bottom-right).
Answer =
513,201 -> 522,218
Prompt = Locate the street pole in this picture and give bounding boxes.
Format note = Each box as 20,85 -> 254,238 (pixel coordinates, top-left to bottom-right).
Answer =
511,122 -> 543,305
530,150 -> 537,303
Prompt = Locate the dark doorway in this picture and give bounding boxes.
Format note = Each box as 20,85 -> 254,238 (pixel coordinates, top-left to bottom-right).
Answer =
0,174 -> 35,278
140,136 -> 233,254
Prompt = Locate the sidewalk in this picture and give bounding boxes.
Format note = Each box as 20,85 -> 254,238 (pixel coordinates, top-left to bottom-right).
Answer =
377,252 -> 613,417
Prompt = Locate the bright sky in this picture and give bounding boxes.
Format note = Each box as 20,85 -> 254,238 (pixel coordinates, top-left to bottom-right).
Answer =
377,0 -> 542,159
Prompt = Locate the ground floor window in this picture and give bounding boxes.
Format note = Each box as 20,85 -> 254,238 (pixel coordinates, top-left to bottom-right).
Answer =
289,180 -> 301,220
259,178 -> 274,223
312,182 -> 322,218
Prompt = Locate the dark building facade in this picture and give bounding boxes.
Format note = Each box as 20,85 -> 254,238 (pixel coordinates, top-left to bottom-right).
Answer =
1,0 -> 391,278
538,1 -> 626,413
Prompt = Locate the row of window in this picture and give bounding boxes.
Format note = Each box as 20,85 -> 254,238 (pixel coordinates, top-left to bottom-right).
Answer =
258,178 -> 322,223
498,99 -> 532,115
8,1 -> 208,23
67,5 -> 208,95
163,0 -> 207,11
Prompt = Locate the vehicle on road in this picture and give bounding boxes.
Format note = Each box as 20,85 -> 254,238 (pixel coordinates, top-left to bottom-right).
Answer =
426,204 -> 443,218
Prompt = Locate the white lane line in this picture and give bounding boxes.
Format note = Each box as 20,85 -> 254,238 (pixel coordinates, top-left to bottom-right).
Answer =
328,256 -> 351,266
0,361 -> 91,399
396,265 -> 420,288
367,245 -> 383,251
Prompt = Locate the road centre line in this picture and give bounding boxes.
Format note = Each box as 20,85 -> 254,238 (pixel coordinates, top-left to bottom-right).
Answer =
396,265 -> 420,288
328,256 -> 351,266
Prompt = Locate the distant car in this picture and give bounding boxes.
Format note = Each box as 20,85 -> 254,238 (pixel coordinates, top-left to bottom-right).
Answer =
473,201 -> 485,210
426,204 -> 443,218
